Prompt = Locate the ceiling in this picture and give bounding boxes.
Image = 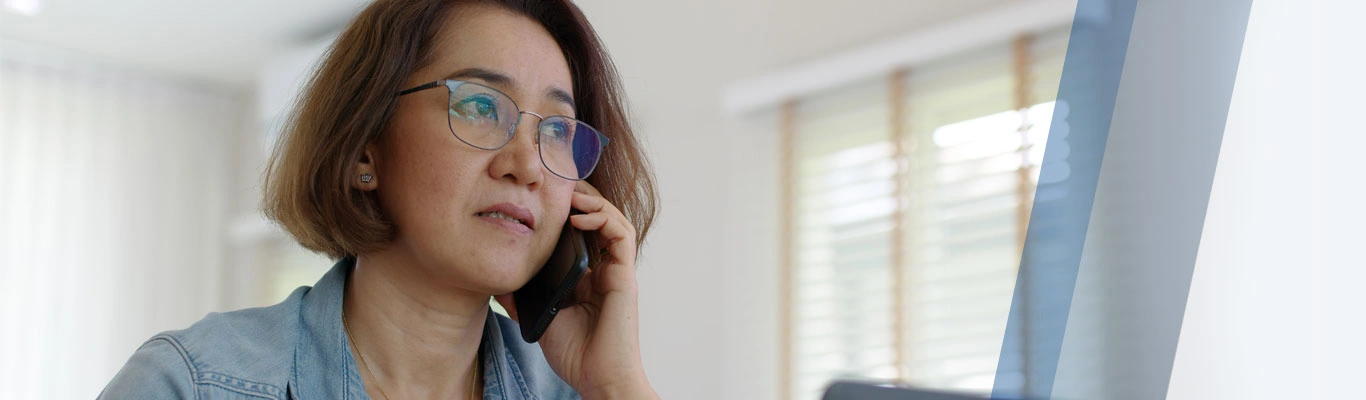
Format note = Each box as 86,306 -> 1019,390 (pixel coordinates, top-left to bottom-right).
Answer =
0,0 -> 370,88
0,0 -> 1016,89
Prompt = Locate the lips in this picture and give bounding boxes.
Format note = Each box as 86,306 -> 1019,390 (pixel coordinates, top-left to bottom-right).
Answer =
474,202 -> 536,230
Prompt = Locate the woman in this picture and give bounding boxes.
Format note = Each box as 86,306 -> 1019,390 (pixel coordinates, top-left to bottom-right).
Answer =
99,0 -> 659,399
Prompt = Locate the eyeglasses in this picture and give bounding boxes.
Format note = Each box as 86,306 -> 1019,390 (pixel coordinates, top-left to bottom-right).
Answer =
398,80 -> 610,181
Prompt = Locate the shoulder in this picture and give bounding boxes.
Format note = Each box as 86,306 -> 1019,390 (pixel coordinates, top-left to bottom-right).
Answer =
170,286 -> 306,376
99,286 -> 311,400
98,334 -> 198,399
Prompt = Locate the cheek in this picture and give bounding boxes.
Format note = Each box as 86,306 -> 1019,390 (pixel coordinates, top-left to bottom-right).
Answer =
529,181 -> 577,255
378,121 -> 487,238
545,180 -> 576,218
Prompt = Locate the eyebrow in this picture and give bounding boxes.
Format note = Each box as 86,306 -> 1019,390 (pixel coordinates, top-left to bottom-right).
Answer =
445,67 -> 576,110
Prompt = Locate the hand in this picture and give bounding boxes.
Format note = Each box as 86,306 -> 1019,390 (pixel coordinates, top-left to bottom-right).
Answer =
495,181 -> 658,400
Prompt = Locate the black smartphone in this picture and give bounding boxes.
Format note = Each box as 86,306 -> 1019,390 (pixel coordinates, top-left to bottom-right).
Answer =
513,211 -> 590,343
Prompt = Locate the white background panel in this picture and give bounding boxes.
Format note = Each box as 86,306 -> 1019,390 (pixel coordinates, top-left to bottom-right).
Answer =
1169,1 -> 1366,398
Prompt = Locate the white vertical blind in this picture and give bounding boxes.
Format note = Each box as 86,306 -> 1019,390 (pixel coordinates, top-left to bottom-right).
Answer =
787,27 -> 1069,399
791,77 -> 898,398
0,41 -> 246,399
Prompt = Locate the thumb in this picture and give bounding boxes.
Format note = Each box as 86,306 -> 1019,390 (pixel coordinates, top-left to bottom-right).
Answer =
494,294 -> 519,322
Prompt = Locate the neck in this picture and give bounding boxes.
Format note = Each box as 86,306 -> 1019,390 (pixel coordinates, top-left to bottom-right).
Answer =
344,250 -> 487,399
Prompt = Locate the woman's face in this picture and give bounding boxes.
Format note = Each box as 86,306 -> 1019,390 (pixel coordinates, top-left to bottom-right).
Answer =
373,4 -> 577,294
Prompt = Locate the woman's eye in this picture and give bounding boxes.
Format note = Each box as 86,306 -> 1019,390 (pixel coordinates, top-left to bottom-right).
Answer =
543,121 -> 572,142
452,95 -> 500,123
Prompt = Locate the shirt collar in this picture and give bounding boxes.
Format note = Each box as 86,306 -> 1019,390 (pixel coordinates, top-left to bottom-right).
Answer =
290,257 -> 363,400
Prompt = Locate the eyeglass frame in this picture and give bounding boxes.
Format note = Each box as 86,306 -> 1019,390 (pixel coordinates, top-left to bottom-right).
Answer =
396,79 -> 611,181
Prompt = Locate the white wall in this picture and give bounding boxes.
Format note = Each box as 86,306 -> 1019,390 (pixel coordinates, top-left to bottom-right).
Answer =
1167,0 -> 1366,398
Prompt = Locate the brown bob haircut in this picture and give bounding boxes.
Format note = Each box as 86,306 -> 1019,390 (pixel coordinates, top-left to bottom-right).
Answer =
263,0 -> 657,261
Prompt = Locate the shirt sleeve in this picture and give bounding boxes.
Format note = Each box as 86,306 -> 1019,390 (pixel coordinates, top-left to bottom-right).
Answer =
98,336 -> 198,400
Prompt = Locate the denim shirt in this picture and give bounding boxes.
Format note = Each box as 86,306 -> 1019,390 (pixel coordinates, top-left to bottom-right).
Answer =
99,257 -> 580,400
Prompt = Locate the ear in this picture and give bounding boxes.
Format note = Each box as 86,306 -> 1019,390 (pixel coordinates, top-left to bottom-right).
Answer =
352,142 -> 381,191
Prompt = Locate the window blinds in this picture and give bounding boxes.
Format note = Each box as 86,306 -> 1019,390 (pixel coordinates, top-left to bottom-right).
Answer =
786,27 -> 1070,400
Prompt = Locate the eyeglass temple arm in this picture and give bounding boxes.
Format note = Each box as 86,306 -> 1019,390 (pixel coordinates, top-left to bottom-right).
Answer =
398,81 -> 444,96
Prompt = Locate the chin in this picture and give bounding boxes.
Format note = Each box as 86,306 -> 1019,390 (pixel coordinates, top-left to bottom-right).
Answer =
469,257 -> 537,294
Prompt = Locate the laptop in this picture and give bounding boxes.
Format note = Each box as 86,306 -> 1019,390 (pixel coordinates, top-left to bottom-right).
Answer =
822,381 -> 1008,400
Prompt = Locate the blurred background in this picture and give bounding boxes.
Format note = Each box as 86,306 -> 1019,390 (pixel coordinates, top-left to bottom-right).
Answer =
16,1 -> 1356,400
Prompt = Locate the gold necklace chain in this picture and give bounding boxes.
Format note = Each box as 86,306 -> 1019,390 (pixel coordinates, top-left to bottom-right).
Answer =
342,313 -> 394,400
342,312 -> 482,400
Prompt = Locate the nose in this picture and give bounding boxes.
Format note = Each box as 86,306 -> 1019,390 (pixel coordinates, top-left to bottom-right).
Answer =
486,112 -> 545,188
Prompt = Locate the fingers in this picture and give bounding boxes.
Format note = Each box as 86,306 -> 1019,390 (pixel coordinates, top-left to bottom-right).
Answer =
571,192 -> 636,239
574,180 -> 604,197
569,206 -> 634,252
571,191 -> 609,213
567,191 -> 638,296
570,183 -> 637,243
570,212 -> 608,231
569,212 -> 634,263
